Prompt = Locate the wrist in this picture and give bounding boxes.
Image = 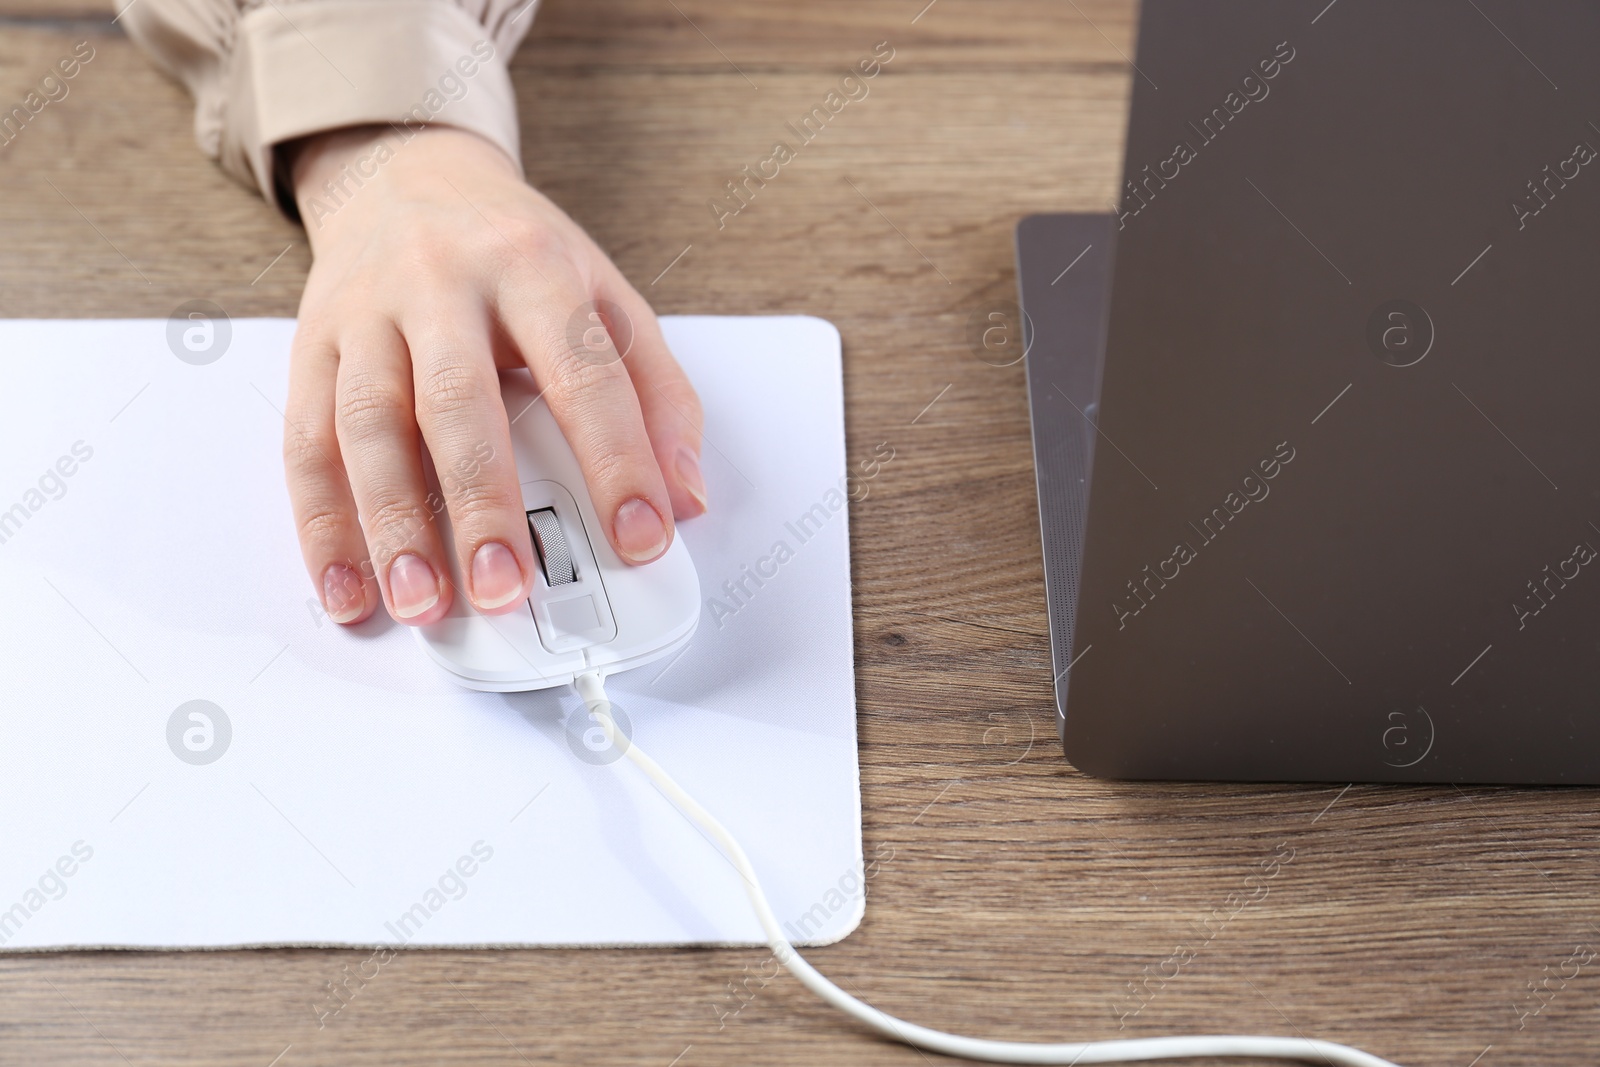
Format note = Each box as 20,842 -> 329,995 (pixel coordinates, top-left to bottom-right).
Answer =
286,125 -> 403,247
286,124 -> 520,247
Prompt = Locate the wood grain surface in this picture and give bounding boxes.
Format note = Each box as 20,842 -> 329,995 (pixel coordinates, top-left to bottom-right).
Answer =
1,2 -> 1597,1065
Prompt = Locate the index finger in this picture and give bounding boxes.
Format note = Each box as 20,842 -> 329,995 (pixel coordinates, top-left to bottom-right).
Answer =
497,276 -> 675,565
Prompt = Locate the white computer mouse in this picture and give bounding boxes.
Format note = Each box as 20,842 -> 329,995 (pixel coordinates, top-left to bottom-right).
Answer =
414,372 -> 701,692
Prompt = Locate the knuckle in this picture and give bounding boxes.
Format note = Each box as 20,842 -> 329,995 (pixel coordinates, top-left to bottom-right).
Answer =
542,347 -> 623,407
282,425 -> 340,479
336,371 -> 408,432
362,496 -> 433,555
295,503 -> 349,549
584,447 -> 636,489
392,240 -> 445,278
448,477 -> 522,524
415,355 -> 484,418
566,430 -> 649,496
499,217 -> 566,261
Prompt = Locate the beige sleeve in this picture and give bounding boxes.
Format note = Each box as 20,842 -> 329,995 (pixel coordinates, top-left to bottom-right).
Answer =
122,0 -> 538,216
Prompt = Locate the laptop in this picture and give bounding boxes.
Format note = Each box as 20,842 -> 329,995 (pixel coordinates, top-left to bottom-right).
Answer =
1017,0 -> 1600,783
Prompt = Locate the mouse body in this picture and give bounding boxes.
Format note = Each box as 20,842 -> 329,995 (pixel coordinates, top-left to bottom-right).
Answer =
414,373 -> 701,692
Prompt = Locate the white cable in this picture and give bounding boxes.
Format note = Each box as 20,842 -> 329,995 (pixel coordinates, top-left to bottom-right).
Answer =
573,672 -> 1402,1067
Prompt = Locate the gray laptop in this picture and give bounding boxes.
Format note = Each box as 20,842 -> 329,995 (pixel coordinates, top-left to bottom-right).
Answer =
1017,0 -> 1600,783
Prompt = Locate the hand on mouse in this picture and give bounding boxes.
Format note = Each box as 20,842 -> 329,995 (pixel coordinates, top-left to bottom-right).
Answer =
282,124 -> 706,627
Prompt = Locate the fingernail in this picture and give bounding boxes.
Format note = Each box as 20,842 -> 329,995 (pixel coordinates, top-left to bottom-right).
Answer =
322,563 -> 365,624
388,553 -> 440,619
676,446 -> 708,511
614,498 -> 668,563
471,541 -> 525,610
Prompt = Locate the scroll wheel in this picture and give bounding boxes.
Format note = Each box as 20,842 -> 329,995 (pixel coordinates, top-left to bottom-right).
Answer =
527,508 -> 577,585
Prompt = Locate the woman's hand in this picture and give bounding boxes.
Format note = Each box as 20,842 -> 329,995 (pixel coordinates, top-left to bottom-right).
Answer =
283,124 -> 706,626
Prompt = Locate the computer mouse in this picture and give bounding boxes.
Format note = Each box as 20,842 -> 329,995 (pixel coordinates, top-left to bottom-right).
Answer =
414,372 -> 701,692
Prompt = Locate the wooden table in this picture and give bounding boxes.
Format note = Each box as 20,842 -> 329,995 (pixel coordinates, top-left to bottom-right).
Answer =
2,2 -> 1596,1064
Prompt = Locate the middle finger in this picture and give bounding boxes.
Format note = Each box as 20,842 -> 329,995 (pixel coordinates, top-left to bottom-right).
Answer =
334,322 -> 453,624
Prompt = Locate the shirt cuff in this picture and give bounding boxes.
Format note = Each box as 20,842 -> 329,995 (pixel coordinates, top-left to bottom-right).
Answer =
224,0 -> 524,218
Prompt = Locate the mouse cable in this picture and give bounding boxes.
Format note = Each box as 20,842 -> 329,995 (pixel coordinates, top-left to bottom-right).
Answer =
573,672 -> 1402,1067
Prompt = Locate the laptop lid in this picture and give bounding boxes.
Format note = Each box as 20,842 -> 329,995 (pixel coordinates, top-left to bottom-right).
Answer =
1022,0 -> 1600,783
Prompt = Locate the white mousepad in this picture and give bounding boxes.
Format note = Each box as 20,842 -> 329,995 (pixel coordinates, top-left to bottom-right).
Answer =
0,315 -> 863,950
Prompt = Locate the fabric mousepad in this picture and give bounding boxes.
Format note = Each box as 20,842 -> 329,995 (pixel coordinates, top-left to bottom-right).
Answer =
0,315 -> 862,950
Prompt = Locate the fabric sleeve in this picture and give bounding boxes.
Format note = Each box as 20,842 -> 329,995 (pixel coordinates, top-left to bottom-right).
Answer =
121,0 -> 538,217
